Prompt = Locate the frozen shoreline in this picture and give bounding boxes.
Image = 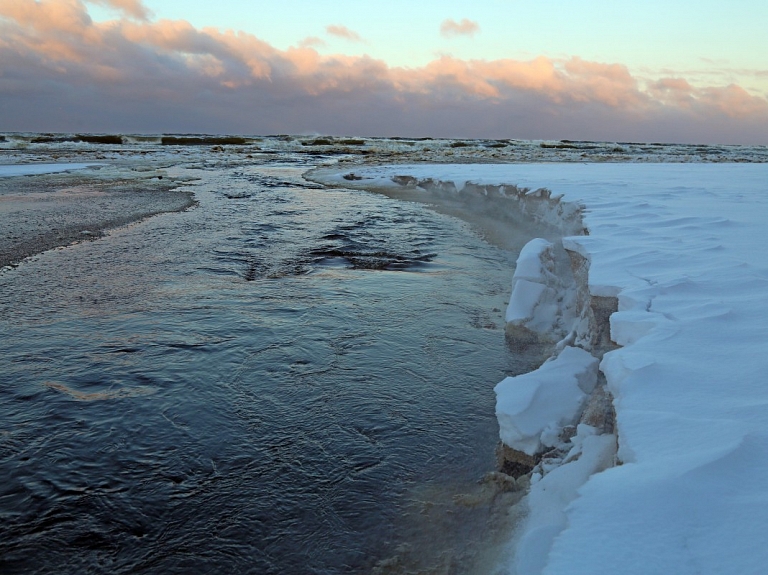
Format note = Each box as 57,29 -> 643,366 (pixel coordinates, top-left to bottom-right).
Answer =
310,163 -> 768,574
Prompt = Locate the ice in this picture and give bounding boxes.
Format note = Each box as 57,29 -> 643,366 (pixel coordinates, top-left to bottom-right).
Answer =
316,162 -> 768,574
504,238 -> 567,337
494,346 -> 599,456
512,238 -> 555,282
506,280 -> 550,325
0,163 -> 94,177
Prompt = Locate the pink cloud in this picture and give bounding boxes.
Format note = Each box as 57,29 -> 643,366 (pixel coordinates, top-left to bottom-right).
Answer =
298,36 -> 326,48
562,57 -> 646,108
87,0 -> 151,21
698,84 -> 768,118
648,78 -> 695,108
0,0 -> 766,143
440,18 -> 480,38
325,24 -> 363,42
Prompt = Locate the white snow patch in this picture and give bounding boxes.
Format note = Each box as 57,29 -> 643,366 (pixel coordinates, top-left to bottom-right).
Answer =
495,346 -> 599,456
512,425 -> 616,575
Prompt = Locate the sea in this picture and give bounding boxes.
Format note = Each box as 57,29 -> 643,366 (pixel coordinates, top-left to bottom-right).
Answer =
1,133 -> 766,574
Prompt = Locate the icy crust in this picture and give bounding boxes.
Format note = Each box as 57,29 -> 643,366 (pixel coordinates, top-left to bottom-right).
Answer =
312,162 -> 768,575
495,347 -> 598,456
308,164 -> 587,236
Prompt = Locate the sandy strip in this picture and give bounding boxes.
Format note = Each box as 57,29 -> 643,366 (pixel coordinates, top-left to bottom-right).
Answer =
0,164 -> 196,268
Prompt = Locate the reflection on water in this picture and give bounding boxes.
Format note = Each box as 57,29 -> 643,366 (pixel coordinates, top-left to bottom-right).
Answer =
0,161 -> 535,573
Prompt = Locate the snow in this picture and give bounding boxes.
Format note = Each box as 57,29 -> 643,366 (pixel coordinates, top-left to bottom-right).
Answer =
0,163 -> 94,177
505,238 -> 560,330
503,236 -> 578,343
495,346 -> 599,455
315,162 -> 768,574
513,425 -> 616,575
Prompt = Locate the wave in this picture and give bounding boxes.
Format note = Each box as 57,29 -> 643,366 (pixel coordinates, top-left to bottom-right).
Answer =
2,132 -> 767,163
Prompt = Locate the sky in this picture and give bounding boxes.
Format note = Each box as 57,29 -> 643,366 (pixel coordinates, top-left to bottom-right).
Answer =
1,0 -> 767,143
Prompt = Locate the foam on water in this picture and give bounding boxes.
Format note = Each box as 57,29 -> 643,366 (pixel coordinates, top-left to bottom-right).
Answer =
2,131 -> 767,164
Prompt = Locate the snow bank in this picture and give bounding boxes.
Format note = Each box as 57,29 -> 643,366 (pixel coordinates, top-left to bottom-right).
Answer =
495,346 -> 599,455
313,163 -> 768,574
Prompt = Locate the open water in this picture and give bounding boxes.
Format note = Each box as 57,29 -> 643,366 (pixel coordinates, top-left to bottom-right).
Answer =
0,155 -> 537,573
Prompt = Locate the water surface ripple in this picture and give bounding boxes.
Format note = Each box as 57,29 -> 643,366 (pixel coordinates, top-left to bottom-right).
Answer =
0,161 -> 533,573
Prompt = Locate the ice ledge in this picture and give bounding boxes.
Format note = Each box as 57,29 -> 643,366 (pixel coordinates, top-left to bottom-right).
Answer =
495,346 -> 599,456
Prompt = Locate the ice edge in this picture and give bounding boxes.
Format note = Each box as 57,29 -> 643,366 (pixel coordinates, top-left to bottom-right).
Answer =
386,176 -> 623,575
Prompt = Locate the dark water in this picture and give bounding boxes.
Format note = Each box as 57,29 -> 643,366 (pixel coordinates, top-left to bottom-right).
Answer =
0,160 -> 533,573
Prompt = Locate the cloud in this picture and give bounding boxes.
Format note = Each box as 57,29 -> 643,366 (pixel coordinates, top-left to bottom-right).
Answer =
86,0 -> 151,21
299,36 -> 326,48
325,24 -> 363,42
0,0 -> 766,143
440,18 -> 480,38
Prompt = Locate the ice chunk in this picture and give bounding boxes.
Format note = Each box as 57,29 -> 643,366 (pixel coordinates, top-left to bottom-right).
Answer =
494,346 -> 599,455
506,279 -> 550,323
513,238 -> 555,282
505,238 -> 572,338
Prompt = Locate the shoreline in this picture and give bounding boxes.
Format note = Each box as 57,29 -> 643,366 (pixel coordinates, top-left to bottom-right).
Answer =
4,144 -> 767,572
305,165 -> 622,443
307,164 -> 620,571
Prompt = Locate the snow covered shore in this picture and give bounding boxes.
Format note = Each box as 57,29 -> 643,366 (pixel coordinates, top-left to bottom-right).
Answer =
312,163 -> 768,574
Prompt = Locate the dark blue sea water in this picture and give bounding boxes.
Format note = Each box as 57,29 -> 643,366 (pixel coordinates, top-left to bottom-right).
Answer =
0,158 -> 535,573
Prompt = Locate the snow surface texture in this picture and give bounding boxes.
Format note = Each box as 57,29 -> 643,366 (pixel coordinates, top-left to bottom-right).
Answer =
315,163 -> 768,574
